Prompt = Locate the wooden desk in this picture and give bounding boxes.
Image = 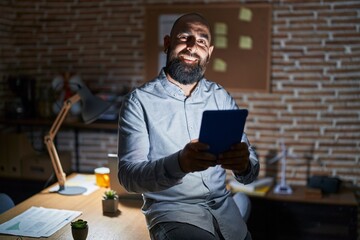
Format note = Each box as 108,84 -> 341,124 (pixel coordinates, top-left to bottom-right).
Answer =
247,185 -> 358,240
262,185 -> 357,205
0,174 -> 149,240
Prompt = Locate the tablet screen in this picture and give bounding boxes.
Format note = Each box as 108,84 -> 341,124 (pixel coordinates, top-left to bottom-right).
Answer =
198,109 -> 248,155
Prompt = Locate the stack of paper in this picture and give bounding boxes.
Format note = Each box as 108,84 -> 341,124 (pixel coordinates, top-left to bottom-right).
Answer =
229,177 -> 274,196
49,174 -> 99,195
0,206 -> 81,238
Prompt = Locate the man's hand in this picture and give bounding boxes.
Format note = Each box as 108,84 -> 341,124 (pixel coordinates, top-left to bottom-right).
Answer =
217,142 -> 250,175
178,140 -> 217,173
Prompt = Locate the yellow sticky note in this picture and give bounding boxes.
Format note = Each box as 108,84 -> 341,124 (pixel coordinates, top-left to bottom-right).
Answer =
239,36 -> 252,49
214,22 -> 227,35
215,36 -> 227,49
213,58 -> 227,72
239,7 -> 252,22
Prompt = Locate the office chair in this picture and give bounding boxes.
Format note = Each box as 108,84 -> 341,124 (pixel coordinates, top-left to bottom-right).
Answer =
233,192 -> 251,222
0,193 -> 15,214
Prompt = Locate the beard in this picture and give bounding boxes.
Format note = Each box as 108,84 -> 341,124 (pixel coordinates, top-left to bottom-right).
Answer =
165,50 -> 207,85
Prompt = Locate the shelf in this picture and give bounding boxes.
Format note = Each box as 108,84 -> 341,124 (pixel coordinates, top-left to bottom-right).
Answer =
0,118 -> 118,131
0,118 -> 118,173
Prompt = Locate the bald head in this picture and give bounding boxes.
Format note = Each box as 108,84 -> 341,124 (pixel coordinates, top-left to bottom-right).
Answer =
170,13 -> 212,44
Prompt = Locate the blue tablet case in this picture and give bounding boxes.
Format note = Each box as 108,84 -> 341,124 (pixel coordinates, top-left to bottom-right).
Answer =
199,109 -> 248,155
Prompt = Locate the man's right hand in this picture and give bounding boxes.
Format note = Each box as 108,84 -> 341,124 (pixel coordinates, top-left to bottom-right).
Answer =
178,140 -> 217,173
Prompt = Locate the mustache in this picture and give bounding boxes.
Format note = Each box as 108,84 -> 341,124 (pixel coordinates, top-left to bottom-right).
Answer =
179,50 -> 200,60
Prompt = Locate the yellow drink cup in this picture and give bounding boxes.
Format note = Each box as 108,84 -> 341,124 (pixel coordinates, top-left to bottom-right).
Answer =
94,167 -> 110,187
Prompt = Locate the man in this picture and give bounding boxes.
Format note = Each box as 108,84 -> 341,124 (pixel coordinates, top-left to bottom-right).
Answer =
118,13 -> 259,240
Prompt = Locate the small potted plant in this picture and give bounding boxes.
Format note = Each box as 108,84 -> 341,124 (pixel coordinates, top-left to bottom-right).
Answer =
102,189 -> 118,213
71,219 -> 88,240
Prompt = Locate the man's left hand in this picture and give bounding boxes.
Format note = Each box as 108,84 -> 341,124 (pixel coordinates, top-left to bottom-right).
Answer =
217,142 -> 250,175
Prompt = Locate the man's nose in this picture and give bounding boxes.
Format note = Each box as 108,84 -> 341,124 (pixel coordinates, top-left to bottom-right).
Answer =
186,36 -> 197,53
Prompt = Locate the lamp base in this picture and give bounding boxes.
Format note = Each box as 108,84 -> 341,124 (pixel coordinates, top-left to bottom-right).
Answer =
273,184 -> 292,195
58,186 -> 87,195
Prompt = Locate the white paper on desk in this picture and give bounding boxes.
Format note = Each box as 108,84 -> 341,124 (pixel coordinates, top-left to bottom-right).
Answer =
49,174 -> 99,195
0,206 -> 81,238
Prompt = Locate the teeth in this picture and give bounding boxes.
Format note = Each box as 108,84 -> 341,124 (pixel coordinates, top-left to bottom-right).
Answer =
183,56 -> 197,61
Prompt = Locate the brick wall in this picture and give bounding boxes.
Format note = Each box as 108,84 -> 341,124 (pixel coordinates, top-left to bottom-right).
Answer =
0,0 -> 359,228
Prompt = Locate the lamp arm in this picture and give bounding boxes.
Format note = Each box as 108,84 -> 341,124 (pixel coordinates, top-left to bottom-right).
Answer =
49,94 -> 81,138
44,137 -> 66,190
44,93 -> 81,190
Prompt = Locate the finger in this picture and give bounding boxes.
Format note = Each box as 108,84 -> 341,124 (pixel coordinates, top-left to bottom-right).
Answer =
192,150 -> 217,162
218,149 -> 249,162
220,159 -> 249,171
219,148 -> 250,169
196,158 -> 218,169
187,156 -> 217,172
181,143 -> 217,172
220,163 -> 248,172
230,142 -> 248,150
218,156 -> 249,166
189,141 -> 211,152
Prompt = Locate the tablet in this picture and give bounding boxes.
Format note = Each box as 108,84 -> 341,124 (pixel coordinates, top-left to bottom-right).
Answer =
198,109 -> 248,155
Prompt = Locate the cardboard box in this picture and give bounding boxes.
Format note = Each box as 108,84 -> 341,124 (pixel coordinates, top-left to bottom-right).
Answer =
0,133 -> 34,178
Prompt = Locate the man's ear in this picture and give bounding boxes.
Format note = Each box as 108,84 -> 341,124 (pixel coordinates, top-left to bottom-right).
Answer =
206,45 -> 214,63
208,45 -> 214,58
164,35 -> 170,53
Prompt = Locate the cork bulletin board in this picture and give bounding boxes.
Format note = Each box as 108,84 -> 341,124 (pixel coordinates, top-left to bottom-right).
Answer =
145,4 -> 272,92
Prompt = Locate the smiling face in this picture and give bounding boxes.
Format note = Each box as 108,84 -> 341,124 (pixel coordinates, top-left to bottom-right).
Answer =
164,13 -> 214,85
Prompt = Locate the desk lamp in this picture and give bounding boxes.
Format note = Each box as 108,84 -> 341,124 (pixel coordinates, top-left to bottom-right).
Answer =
268,140 -> 294,195
44,82 -> 111,195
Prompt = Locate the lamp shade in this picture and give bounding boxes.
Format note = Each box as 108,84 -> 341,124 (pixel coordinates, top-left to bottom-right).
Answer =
77,85 -> 112,124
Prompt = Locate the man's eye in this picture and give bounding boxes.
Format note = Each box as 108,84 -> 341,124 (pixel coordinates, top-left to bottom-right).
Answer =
197,39 -> 208,47
197,39 -> 206,45
179,36 -> 188,41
